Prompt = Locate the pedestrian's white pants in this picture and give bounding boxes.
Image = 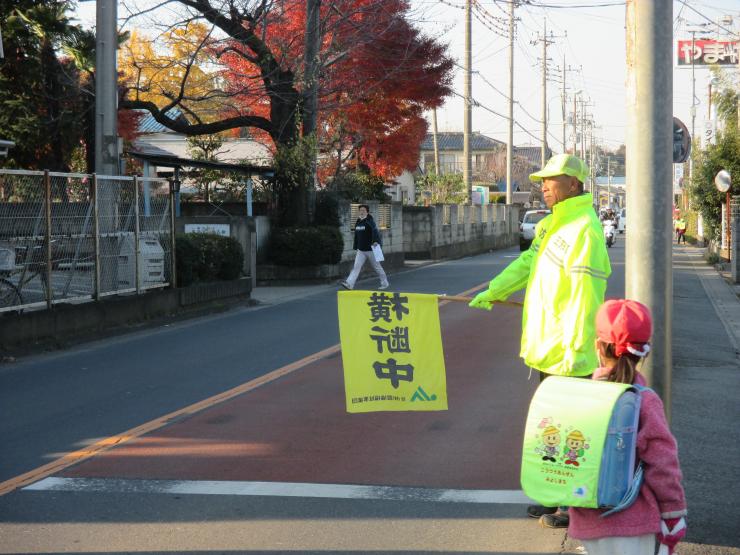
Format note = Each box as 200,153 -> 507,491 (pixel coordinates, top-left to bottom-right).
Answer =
345,249 -> 388,288
580,534 -> 656,555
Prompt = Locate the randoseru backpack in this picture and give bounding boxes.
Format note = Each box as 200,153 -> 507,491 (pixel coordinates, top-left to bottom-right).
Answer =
520,376 -> 647,516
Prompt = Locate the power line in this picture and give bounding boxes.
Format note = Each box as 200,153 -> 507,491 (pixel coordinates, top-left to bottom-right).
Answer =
675,0 -> 740,37
450,89 -> 546,144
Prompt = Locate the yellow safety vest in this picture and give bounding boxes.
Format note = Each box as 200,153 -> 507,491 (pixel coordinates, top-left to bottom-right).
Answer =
486,194 -> 611,376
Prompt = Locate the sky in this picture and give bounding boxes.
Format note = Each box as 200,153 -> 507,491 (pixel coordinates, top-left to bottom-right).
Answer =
73,0 -> 740,155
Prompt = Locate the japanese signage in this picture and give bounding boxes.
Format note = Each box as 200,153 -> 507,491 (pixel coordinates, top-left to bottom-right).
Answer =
338,291 -> 448,413
677,40 -> 739,67
184,223 -> 230,236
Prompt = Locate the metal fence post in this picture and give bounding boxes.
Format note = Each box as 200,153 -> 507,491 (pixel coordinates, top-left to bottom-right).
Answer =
92,174 -> 101,300
169,179 -> 177,288
44,170 -> 53,309
133,175 -> 141,294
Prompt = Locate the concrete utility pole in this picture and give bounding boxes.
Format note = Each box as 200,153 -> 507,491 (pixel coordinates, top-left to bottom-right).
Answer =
303,0 -> 321,221
625,0 -> 674,418
464,0 -> 473,203
95,0 -> 119,175
540,20 -> 548,167
607,156 -> 612,209
561,56 -> 567,151
432,108 -> 440,175
580,99 -> 586,159
533,21 -> 564,165
506,0 -> 515,204
572,92 -> 578,154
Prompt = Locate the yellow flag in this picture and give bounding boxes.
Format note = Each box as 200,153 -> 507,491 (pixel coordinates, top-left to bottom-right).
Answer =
338,291 -> 448,413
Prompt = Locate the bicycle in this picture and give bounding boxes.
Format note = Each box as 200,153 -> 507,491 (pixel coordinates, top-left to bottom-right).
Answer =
0,241 -> 50,311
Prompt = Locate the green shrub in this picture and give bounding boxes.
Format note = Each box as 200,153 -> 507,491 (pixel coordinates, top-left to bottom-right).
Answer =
175,232 -> 244,287
706,251 -> 720,265
315,190 -> 341,227
269,226 -> 343,266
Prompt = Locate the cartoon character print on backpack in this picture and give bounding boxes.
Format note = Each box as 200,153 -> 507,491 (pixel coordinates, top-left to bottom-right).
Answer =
537,424 -> 561,462
562,429 -> 589,466
533,418 -> 591,468
534,417 -> 563,462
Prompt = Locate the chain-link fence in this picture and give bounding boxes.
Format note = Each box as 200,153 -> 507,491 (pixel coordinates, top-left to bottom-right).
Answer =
0,170 -> 174,313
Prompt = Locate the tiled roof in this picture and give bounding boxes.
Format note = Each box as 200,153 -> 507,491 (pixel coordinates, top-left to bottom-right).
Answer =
514,146 -> 553,166
420,132 -> 505,151
136,109 -> 184,134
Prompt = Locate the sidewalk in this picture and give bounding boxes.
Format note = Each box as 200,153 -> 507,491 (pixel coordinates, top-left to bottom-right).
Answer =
249,260 -> 437,305
664,244 -> 740,554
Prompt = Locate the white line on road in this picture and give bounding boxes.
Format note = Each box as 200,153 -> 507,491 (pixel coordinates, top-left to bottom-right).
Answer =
25,477 -> 534,505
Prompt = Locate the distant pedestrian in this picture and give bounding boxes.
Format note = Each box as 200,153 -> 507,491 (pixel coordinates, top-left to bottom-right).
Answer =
569,299 -> 687,555
675,217 -> 687,244
340,204 -> 389,290
468,153 -> 611,528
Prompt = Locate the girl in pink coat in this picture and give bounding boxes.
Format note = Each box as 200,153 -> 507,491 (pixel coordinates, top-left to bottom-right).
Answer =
568,299 -> 687,555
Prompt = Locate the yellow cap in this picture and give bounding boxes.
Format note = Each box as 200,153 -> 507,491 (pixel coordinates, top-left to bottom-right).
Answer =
530,154 -> 590,184
567,430 -> 586,441
543,426 -> 559,435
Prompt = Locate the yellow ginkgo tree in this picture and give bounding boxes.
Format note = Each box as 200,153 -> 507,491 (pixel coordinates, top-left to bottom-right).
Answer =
119,22 -> 226,124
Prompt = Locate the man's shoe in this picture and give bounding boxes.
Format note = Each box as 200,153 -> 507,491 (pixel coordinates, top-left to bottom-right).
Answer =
340,281 -> 352,290
379,282 -> 389,290
540,511 -> 569,529
527,505 -> 558,519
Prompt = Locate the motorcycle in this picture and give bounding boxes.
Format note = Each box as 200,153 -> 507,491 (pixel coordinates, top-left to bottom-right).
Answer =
603,219 -> 616,248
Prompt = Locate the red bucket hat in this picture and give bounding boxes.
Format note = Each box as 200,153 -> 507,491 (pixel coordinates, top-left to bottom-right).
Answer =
596,299 -> 652,358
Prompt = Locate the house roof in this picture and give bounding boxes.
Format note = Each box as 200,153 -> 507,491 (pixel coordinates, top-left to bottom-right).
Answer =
137,109 -> 186,134
420,132 -> 504,151
514,146 -> 553,167
131,137 -> 273,166
595,176 -> 626,187
127,142 -> 273,176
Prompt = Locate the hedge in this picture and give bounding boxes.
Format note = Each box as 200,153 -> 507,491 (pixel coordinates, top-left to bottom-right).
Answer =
269,226 -> 344,267
176,233 -> 244,287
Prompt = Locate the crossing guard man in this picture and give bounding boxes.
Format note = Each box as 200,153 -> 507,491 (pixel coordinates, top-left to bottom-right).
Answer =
468,153 -> 611,529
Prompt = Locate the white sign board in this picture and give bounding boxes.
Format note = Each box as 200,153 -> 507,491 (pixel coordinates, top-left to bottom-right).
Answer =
673,164 -> 684,194
184,223 -> 230,236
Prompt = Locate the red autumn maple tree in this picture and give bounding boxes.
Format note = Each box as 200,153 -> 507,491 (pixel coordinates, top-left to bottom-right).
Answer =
219,0 -> 453,179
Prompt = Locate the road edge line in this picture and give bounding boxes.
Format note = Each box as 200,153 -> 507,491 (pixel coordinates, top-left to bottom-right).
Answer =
0,344 -> 340,496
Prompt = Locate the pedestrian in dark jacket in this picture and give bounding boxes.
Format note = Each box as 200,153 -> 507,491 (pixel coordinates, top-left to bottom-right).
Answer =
340,204 -> 389,290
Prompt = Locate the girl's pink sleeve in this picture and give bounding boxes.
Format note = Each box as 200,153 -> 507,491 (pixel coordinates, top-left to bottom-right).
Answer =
637,391 -> 688,518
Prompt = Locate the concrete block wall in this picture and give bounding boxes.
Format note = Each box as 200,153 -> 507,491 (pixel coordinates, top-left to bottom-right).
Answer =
404,203 -> 518,260
338,200 -> 404,263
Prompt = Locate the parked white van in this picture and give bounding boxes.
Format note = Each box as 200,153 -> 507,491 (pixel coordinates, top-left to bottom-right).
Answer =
618,208 -> 626,234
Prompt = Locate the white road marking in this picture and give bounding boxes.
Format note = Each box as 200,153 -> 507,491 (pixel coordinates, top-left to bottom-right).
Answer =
25,477 -> 534,504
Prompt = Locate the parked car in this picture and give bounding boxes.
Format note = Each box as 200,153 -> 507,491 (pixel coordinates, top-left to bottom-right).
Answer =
618,208 -> 626,234
519,209 -> 551,251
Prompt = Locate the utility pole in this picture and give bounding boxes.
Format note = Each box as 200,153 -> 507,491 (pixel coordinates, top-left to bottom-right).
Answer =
607,156 -> 612,209
532,22 -> 564,165
589,122 -> 595,198
540,20 -> 548,167
95,0 -> 119,176
432,108 -> 441,175
625,0 -> 673,418
572,93 -> 578,154
580,99 -> 586,159
303,0 -> 321,222
506,0 -> 515,205
464,0 -> 473,203
561,56 -> 567,151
